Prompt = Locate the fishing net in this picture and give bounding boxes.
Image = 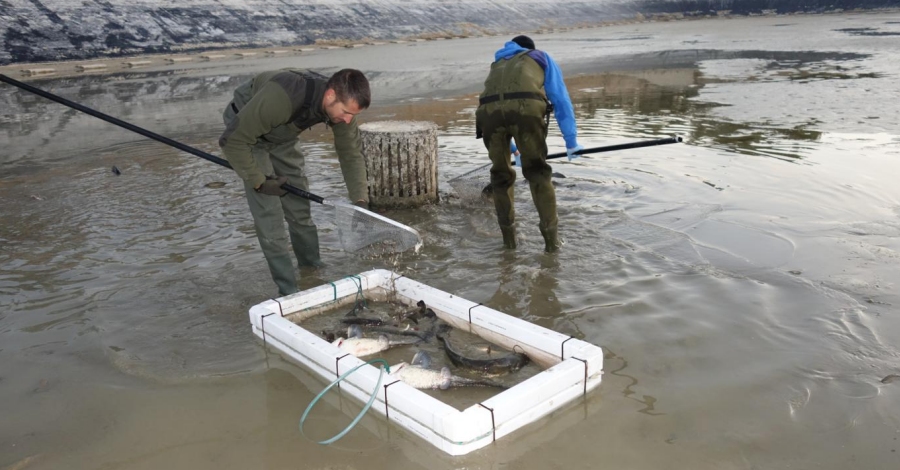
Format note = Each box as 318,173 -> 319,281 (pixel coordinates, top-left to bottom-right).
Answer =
329,201 -> 422,255
447,162 -> 494,202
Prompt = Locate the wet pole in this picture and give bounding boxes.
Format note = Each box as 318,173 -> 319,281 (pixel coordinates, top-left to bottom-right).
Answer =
544,135 -> 683,161
0,73 -> 324,202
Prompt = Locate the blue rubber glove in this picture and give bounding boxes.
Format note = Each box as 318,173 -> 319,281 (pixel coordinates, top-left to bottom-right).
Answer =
566,144 -> 585,161
513,151 -> 522,167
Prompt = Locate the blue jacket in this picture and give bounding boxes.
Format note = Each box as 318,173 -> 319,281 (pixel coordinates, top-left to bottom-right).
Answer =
494,41 -> 578,149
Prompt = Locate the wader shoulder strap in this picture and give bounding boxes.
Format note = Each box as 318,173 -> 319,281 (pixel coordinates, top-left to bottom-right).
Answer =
291,70 -> 327,122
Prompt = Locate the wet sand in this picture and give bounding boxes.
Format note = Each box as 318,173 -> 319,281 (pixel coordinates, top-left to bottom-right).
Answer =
0,22 -> 619,79
0,10 -> 868,81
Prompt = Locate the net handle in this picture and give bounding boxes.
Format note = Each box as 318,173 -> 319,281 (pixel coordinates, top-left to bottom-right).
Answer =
547,136 -> 682,159
1,73 -> 424,251
452,135 -> 683,180
1,73 -> 328,203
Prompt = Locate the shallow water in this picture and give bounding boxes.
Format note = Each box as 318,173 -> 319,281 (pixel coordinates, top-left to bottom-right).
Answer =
2,12 -> 900,470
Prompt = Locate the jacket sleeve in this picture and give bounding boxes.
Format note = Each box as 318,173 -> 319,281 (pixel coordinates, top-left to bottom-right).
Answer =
218,82 -> 295,188
332,117 -> 369,203
542,54 -> 579,149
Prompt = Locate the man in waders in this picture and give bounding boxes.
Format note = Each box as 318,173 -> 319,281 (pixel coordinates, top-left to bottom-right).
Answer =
219,69 -> 370,296
476,35 -> 583,252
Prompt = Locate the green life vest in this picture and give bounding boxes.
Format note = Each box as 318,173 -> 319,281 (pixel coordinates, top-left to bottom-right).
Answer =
238,69 -> 330,131
480,51 -> 547,102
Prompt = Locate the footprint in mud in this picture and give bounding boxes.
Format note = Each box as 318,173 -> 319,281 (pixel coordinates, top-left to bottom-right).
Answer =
881,374 -> 900,384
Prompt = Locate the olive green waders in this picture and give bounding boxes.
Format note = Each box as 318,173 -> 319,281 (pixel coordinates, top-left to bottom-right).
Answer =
223,103 -> 321,297
476,99 -> 560,252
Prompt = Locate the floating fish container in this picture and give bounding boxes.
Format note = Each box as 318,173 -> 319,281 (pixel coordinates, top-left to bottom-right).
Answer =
248,269 -> 603,456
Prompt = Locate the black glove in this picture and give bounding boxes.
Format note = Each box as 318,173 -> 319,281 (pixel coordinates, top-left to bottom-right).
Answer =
255,175 -> 288,197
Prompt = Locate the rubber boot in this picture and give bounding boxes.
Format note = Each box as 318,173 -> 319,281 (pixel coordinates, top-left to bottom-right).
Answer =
289,224 -> 325,268
540,226 -> 560,253
493,179 -> 517,250
500,224 -> 517,250
266,253 -> 298,297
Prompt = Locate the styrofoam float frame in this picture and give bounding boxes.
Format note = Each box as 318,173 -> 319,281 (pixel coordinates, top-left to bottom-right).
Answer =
248,269 -> 603,456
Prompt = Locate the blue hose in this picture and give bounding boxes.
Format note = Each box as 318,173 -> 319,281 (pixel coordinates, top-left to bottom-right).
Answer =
299,359 -> 390,444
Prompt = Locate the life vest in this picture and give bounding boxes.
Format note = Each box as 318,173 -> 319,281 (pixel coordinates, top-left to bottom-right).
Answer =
479,51 -> 547,105
232,69 -> 330,132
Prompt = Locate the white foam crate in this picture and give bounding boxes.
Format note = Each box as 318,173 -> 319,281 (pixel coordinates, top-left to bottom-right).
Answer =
249,269 -> 603,455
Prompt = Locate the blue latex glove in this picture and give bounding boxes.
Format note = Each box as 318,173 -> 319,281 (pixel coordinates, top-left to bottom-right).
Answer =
566,144 -> 585,161
513,151 -> 522,167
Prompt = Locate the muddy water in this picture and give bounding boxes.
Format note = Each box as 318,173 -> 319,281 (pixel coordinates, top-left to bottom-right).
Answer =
2,12 -> 900,470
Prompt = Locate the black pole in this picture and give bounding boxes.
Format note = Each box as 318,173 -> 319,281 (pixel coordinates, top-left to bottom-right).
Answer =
0,73 -> 324,203
545,136 -> 683,160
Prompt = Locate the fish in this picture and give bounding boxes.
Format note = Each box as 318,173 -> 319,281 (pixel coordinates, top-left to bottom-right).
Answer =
390,351 -> 507,390
341,317 -> 385,326
341,299 -> 385,325
395,299 -> 437,325
345,298 -> 369,317
332,325 -> 420,357
365,324 -> 430,341
326,324 -> 430,342
437,331 -> 530,375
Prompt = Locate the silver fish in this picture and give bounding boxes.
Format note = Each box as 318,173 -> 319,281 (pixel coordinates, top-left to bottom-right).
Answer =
390,351 -> 507,390
332,325 -> 419,357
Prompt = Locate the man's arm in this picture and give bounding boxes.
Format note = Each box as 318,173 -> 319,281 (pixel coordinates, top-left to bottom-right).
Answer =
540,53 -> 579,149
332,117 -> 369,204
219,82 -> 295,189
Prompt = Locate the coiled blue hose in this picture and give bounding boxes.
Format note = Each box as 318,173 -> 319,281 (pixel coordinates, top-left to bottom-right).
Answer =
299,359 -> 389,444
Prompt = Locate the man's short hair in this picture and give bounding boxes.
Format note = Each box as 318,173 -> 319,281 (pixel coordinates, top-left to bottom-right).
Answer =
511,35 -> 535,50
327,69 -> 371,109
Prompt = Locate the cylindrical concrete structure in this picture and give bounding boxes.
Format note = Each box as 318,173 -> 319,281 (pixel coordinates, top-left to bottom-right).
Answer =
360,120 -> 439,208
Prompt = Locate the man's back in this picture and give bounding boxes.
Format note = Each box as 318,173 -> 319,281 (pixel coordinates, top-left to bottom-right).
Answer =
481,51 -> 546,99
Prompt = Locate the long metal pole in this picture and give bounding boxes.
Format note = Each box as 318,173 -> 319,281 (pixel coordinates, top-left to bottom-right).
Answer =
0,73 -> 324,202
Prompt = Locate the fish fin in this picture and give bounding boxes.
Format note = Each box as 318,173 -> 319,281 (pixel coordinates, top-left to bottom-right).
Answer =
440,367 -> 452,390
348,324 -> 363,339
411,351 -> 432,368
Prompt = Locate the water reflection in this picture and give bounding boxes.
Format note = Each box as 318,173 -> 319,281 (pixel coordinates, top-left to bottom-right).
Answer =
484,252 -> 563,329
566,66 -> 828,161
